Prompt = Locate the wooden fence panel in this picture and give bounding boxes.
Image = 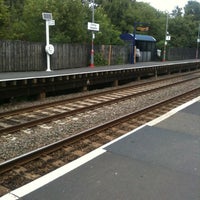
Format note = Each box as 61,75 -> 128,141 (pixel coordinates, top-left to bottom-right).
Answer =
0,40 -> 45,72
4,40 -> 196,72
1,39 -> 197,72
167,47 -> 197,61
51,43 -> 89,70
95,45 -> 129,65
0,40 -> 129,72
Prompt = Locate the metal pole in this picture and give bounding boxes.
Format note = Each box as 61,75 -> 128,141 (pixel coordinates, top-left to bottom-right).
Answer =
196,24 -> 200,59
132,22 -> 136,64
90,0 -> 95,67
46,21 -> 51,71
163,13 -> 168,62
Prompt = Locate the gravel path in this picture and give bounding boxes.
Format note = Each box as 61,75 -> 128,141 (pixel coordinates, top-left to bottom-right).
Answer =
0,78 -> 200,163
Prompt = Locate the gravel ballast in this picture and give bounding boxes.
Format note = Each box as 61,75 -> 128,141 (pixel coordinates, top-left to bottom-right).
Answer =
0,78 -> 200,163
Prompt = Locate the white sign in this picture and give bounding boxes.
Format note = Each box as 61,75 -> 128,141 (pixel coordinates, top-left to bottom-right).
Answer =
48,20 -> 55,26
166,35 -> 171,41
45,44 -> 55,55
88,22 -> 99,31
42,13 -> 52,21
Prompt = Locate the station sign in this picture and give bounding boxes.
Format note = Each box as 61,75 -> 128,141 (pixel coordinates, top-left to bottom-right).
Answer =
87,22 -> 99,31
166,35 -> 171,41
136,26 -> 149,32
48,20 -> 55,26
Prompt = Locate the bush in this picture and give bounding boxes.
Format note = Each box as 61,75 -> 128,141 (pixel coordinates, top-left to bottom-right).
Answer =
94,52 -> 108,66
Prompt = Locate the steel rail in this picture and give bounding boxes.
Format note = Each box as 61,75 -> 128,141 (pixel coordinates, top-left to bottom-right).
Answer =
0,87 -> 199,175
0,76 -> 199,135
0,70 -> 199,119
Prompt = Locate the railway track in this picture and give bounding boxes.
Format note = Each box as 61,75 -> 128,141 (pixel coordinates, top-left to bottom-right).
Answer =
0,87 -> 200,197
0,72 -> 200,135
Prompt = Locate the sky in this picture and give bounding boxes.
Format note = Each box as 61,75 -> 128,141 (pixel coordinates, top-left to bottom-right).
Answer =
138,0 -> 200,12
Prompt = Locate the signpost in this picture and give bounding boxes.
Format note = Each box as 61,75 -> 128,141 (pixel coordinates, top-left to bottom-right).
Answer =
42,12 -> 55,72
163,13 -> 170,62
87,22 -> 99,31
132,22 -> 149,64
87,0 -> 99,68
196,24 -> 200,59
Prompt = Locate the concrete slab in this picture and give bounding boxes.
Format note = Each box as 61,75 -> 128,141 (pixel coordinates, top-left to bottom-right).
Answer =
181,101 -> 200,116
23,152 -> 200,200
155,101 -> 200,136
105,126 -> 200,176
156,112 -> 200,137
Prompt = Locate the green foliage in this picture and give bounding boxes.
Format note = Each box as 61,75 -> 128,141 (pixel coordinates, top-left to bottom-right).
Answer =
114,56 -> 124,65
52,0 -> 88,43
184,0 -> 200,20
100,0 -> 134,33
0,0 -> 200,49
94,52 -> 108,66
94,7 -> 122,45
0,0 -> 10,38
169,15 -> 197,47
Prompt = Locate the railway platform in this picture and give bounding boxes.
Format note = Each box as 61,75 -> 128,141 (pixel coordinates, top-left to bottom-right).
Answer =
0,59 -> 200,101
0,60 -> 198,81
2,96 -> 200,200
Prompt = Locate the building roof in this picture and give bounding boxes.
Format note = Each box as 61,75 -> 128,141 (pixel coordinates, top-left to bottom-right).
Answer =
120,33 -> 156,42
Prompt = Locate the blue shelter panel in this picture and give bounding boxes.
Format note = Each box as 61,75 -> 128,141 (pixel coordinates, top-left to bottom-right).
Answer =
120,33 -> 157,63
120,33 -> 156,42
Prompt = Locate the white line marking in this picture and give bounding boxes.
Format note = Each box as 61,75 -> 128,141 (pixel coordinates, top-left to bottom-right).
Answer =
147,96 -> 200,126
0,148 -> 106,200
1,96 -> 200,200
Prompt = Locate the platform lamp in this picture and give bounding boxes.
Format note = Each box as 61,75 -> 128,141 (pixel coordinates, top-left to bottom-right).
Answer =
90,0 -> 95,68
196,24 -> 200,59
87,0 -> 99,67
162,13 -> 170,62
42,13 -> 55,72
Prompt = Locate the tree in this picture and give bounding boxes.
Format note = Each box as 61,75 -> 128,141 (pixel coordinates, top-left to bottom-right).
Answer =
168,13 -> 197,48
0,0 -> 199,49
93,6 -> 121,45
21,0 -> 88,43
99,0 -> 135,33
166,1 -> 200,48
171,6 -> 183,17
21,0 -> 47,41
184,0 -> 200,21
52,0 -> 88,43
0,0 -> 10,38
3,0 -> 26,40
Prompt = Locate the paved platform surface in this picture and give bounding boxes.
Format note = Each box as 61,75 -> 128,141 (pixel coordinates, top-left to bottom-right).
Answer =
0,60 -> 198,81
1,97 -> 200,200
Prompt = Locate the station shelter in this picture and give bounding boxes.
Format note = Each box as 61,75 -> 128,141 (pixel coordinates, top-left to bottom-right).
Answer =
120,33 -> 157,63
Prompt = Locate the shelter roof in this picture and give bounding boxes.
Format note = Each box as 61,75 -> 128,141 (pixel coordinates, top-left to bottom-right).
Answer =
120,33 -> 156,42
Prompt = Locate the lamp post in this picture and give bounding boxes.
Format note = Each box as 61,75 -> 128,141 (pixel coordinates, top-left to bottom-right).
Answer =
196,24 -> 200,59
42,13 -> 55,71
87,0 -> 99,68
132,22 -> 137,64
90,0 -> 95,67
163,13 -> 169,62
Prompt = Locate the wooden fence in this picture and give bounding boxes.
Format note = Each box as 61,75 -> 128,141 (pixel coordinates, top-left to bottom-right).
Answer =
0,40 -> 128,72
167,47 -> 197,61
0,40 -> 45,72
0,40 -> 198,72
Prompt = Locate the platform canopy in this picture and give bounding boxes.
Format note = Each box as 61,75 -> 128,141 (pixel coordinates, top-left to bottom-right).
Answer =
120,33 -> 156,42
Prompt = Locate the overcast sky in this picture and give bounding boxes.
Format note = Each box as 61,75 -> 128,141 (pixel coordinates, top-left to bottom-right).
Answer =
137,0 -> 200,12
